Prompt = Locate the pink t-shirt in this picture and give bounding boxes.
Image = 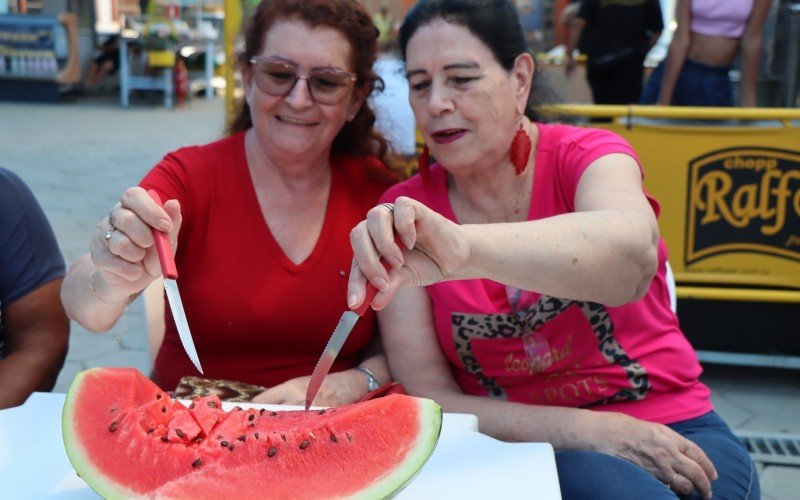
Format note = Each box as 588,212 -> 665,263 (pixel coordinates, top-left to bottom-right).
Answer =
381,123 -> 712,424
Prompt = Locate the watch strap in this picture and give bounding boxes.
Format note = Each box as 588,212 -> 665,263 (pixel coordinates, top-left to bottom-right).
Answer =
355,366 -> 381,391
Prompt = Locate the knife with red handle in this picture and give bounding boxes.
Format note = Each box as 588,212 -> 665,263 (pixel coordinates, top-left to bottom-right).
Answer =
305,260 -> 392,409
147,190 -> 204,374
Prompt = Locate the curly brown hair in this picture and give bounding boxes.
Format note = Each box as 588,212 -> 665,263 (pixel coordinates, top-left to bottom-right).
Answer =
227,0 -> 389,162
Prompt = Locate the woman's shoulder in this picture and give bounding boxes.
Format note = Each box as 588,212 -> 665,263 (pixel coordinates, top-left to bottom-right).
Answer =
538,122 -> 629,151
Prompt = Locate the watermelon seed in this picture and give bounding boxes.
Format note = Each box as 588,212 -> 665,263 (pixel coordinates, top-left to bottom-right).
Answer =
156,393 -> 162,400
215,434 -> 223,439
175,429 -> 186,438
346,433 -> 353,442
110,407 -> 117,413
208,401 -> 218,409
237,435 -> 246,442
281,434 -> 286,442
109,421 -> 118,433
318,409 -> 326,415
330,434 -> 338,443
271,411 -> 277,417
194,437 -> 204,444
309,431 -> 316,440
268,447 -> 277,458
248,414 -> 255,421
254,432 -> 260,439
220,441 -> 229,447
260,408 -> 265,415
161,437 -> 169,442
147,428 -> 154,434
189,403 -> 195,409
233,406 -> 242,411
299,440 -> 310,450
192,458 -> 202,468
161,406 -> 166,413
228,445 -> 235,451
248,423 -> 255,428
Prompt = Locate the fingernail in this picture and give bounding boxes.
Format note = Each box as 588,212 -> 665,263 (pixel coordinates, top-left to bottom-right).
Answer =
158,219 -> 172,231
374,276 -> 389,291
402,236 -> 414,250
347,293 -> 358,308
388,255 -> 403,268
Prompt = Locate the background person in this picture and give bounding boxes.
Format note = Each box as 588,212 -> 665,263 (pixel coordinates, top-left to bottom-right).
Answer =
0,167 -> 69,409
566,0 -> 663,104
640,0 -> 773,106
61,0 -> 396,407
84,35 -> 121,93
347,0 -> 758,498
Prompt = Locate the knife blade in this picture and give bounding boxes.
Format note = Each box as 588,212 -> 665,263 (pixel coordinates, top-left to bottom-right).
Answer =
305,263 -> 389,410
147,190 -> 204,374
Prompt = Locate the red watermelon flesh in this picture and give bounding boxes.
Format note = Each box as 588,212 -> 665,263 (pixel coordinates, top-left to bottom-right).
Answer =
62,367 -> 442,499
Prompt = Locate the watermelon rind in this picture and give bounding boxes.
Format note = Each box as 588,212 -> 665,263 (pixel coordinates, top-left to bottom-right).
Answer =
353,397 -> 443,499
62,369 -> 140,500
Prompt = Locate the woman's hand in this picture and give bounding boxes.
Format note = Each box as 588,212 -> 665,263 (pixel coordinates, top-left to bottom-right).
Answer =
251,369 -> 367,406
593,412 -> 718,499
90,187 -> 182,303
348,196 -> 470,311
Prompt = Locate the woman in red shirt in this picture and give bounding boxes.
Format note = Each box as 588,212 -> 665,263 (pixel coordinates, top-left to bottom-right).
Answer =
62,0 -> 396,406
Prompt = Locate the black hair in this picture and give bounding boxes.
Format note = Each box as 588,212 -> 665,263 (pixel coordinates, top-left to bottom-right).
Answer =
398,0 -> 555,121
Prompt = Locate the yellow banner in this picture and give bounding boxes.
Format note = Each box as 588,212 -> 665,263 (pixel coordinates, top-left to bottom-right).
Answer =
596,118 -> 800,290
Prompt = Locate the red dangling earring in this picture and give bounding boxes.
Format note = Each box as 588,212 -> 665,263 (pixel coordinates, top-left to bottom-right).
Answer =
418,145 -> 431,183
509,123 -> 531,175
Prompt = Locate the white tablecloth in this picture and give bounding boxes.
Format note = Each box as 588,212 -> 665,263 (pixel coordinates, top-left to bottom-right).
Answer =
0,392 -> 561,499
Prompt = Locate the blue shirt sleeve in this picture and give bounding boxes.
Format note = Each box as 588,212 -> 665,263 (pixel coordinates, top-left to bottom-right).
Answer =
0,167 -> 66,310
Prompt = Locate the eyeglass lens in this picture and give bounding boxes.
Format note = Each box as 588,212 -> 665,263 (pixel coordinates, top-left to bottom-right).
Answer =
253,59 -> 354,104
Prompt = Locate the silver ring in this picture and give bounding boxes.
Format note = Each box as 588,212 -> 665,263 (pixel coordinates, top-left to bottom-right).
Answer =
380,202 -> 395,214
108,208 -> 117,229
102,226 -> 115,248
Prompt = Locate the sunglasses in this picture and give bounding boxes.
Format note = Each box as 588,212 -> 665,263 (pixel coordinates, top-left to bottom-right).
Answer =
249,56 -> 357,105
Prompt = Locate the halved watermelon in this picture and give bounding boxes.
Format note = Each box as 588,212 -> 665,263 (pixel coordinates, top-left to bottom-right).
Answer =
62,367 -> 442,499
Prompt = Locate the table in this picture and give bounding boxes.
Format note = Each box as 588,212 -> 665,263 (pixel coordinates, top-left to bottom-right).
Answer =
119,36 -> 216,108
0,393 -> 561,499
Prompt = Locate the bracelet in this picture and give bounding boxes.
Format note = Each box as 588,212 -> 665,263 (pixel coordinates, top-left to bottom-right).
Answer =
89,269 -> 134,307
355,366 -> 381,392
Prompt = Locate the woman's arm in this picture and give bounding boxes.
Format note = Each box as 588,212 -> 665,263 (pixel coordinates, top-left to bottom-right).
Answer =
380,286 -> 716,498
349,154 -> 658,309
738,0 -> 773,107
656,0 -> 692,105
61,187 -> 181,332
250,352 -> 392,406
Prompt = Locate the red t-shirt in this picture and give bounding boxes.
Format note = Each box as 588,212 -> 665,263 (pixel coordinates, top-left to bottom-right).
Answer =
140,132 -> 395,390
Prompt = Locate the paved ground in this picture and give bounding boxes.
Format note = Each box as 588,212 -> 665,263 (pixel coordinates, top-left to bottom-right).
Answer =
1,92 -> 798,498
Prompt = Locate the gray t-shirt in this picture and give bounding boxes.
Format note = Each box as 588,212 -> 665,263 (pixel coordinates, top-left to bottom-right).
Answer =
0,167 -> 66,359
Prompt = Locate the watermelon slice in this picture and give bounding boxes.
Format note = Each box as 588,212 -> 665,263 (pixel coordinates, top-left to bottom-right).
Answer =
62,367 -> 442,499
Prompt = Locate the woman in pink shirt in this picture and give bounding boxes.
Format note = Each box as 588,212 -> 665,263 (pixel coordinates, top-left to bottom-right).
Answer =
640,0 -> 773,106
348,0 -> 758,498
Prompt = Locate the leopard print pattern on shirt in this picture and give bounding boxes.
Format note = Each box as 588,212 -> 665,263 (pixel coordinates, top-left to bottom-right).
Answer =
451,294 -> 650,405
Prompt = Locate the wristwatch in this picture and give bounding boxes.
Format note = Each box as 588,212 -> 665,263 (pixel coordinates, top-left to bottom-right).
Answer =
355,366 -> 381,392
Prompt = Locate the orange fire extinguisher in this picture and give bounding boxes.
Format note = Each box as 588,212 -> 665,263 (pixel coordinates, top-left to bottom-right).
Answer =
174,57 -> 189,106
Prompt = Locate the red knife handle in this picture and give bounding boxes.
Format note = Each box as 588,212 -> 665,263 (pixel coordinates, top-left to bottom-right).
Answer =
354,260 -> 393,316
147,190 -> 178,280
